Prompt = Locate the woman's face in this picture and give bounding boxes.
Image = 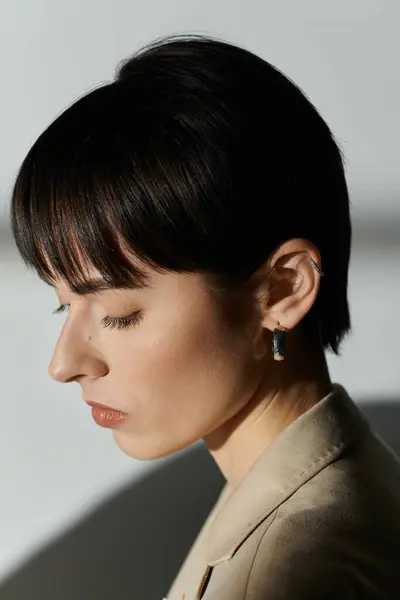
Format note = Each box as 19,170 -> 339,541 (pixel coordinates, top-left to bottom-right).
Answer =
48,261 -> 263,460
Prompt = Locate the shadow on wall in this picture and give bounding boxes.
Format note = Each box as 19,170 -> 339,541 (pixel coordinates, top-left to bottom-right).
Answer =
0,399 -> 399,600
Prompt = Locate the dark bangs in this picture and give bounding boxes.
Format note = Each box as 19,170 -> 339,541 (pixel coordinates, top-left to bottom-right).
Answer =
10,78 -> 248,296
10,33 -> 351,354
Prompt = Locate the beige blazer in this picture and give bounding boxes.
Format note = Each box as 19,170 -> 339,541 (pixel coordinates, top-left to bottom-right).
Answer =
166,384 -> 400,599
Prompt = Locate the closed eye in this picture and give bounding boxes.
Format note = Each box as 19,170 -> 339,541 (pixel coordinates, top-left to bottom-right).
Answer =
52,304 -> 143,331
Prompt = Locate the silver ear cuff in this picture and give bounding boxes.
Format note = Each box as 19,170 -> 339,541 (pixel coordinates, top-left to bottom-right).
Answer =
308,256 -> 324,276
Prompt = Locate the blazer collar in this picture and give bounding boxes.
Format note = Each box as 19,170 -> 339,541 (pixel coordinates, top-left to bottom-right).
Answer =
206,384 -> 370,566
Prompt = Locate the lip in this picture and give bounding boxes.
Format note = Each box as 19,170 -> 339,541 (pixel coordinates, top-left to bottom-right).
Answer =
86,400 -> 122,412
85,400 -> 128,429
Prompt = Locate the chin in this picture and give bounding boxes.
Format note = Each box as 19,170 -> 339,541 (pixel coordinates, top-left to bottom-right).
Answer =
112,429 -> 191,461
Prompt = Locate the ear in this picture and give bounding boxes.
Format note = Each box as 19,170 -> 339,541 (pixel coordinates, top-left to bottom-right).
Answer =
254,238 -> 323,332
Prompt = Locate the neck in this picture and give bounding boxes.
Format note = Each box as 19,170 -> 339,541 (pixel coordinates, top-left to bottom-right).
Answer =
204,335 -> 332,489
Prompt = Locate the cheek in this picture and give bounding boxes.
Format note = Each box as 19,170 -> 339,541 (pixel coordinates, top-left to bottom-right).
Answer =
112,307 -> 254,434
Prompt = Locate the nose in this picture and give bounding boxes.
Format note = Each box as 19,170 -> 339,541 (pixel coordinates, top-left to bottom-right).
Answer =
48,353 -> 107,383
48,332 -> 108,383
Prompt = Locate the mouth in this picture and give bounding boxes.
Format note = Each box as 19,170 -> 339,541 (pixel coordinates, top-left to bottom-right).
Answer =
85,399 -> 129,429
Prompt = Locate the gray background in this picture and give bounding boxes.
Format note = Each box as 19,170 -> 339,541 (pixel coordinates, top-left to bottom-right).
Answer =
0,1 -> 399,598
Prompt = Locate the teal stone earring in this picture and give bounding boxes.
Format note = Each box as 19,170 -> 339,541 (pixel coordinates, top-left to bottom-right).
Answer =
272,324 -> 288,361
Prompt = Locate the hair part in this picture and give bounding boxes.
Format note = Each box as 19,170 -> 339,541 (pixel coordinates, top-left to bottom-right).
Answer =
10,33 -> 351,354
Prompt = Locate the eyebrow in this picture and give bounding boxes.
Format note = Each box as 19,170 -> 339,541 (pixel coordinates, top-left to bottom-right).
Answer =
43,276 -> 151,296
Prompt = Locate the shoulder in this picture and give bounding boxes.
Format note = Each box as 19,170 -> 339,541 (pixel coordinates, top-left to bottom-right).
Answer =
246,508 -> 362,598
245,503 -> 383,599
245,440 -> 400,599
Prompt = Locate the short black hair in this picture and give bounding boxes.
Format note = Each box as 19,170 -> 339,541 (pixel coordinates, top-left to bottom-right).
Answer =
9,33 -> 351,354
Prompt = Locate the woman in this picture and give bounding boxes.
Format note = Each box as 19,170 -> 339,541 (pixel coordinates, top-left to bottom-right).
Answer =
10,34 -> 400,599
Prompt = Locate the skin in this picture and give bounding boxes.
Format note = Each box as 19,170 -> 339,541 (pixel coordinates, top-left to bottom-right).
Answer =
48,237 -> 332,489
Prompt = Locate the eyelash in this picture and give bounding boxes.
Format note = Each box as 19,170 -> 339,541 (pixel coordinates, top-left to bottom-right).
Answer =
52,304 -> 143,331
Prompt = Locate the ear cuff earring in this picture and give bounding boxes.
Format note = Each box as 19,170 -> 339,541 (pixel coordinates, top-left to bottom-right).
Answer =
272,255 -> 324,361
308,256 -> 324,277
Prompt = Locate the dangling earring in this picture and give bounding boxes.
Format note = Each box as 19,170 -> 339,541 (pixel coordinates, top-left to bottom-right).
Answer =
272,324 -> 288,361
